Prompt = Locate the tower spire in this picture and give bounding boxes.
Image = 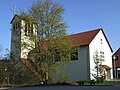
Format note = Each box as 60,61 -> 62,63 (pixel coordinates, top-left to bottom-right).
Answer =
11,6 -> 17,17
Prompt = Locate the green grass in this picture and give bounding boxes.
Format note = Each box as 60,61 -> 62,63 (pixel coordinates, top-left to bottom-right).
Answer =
96,81 -> 120,86
77,80 -> 120,86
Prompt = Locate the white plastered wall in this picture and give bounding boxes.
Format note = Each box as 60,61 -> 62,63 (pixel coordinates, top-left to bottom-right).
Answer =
21,20 -> 37,59
89,30 -> 113,80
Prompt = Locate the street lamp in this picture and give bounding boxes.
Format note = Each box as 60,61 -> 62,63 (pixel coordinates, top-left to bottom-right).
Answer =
4,68 -> 9,84
113,56 -> 117,81
5,68 -> 7,71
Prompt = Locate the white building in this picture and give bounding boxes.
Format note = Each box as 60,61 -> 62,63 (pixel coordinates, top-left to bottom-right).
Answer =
10,15 -> 113,81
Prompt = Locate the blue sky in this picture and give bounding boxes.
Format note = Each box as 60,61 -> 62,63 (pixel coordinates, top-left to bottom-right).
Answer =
0,0 -> 120,57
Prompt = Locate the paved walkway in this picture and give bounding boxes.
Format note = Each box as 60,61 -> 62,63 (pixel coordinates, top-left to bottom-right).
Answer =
1,86 -> 120,90
0,88 -> 8,90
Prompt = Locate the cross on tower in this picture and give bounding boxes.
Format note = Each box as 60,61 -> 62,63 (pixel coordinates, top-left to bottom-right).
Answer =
11,6 -> 17,16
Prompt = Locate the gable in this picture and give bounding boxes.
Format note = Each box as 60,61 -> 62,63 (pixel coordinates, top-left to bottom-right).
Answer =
10,14 -> 37,24
10,14 -> 21,24
68,28 -> 112,52
100,30 -> 113,52
68,28 -> 100,46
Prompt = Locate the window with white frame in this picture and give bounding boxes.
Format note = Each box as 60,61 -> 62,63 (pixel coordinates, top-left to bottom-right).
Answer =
100,51 -> 105,61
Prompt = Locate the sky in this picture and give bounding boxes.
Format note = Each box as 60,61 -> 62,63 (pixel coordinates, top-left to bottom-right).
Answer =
0,0 -> 120,57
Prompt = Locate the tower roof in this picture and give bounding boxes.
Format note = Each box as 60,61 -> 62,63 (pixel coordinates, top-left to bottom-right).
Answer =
10,14 -> 21,23
10,14 -> 36,24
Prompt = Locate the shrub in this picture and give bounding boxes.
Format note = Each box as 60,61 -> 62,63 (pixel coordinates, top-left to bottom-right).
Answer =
77,80 -> 96,86
76,80 -> 86,85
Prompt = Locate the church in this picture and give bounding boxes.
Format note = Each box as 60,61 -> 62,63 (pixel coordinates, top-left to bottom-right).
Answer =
10,14 -> 113,81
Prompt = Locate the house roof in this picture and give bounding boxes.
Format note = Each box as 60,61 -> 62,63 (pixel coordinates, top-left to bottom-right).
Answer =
68,28 -> 113,52
10,14 -> 21,23
68,28 -> 100,46
113,48 -> 120,56
102,65 -> 111,70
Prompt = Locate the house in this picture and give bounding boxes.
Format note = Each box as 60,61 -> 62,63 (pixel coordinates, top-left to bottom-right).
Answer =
10,14 -> 113,81
112,48 -> 120,78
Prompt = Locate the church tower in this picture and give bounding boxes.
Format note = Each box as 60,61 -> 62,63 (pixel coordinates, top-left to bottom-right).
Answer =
10,15 -> 37,61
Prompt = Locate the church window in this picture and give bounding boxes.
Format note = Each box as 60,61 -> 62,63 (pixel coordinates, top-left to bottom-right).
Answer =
12,21 -> 20,30
25,22 -> 28,35
30,24 -> 33,34
70,49 -> 78,60
100,51 -> 105,61
24,22 -> 34,35
100,39 -> 103,44
28,23 -> 30,34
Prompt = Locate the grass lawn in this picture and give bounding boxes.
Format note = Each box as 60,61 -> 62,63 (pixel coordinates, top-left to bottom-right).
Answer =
96,81 -> 120,86
76,80 -> 120,86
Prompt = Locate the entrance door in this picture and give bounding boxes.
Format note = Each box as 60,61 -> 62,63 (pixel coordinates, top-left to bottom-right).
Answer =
106,70 -> 111,79
117,70 -> 120,78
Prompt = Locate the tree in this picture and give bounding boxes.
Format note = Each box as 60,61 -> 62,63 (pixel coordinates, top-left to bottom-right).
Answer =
92,50 -> 105,83
0,48 -> 11,84
2,49 -> 40,85
19,0 -> 74,84
0,45 -> 2,59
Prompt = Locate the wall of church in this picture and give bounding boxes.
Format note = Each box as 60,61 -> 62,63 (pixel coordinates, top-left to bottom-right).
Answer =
20,20 -> 37,59
89,30 -> 113,80
11,16 -> 21,60
11,16 -> 37,60
59,46 -> 90,81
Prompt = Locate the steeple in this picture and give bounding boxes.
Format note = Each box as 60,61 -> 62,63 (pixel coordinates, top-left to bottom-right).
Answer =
10,14 -> 37,60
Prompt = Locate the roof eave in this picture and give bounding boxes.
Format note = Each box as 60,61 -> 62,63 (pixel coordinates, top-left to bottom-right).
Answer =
101,29 -> 113,52
10,14 -> 21,24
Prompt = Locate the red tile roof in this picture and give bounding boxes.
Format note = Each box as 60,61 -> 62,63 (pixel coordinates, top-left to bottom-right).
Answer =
68,28 -> 113,52
68,28 -> 101,46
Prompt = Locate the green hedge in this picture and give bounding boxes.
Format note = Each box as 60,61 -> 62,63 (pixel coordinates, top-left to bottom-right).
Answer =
77,80 -> 96,86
